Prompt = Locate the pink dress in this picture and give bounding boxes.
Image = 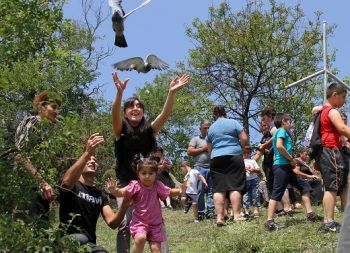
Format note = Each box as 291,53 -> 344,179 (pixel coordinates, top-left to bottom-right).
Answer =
125,180 -> 171,242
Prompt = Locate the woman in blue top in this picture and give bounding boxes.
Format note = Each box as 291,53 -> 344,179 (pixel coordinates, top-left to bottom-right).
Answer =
206,105 -> 248,225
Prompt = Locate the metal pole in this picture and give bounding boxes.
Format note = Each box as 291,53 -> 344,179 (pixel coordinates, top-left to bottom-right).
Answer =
323,21 -> 327,103
286,70 -> 324,89
286,20 -> 347,103
327,71 -> 350,91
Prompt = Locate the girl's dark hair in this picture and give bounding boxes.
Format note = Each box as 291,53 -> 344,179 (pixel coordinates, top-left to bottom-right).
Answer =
136,158 -> 159,174
274,113 -> 292,128
213,105 -> 226,119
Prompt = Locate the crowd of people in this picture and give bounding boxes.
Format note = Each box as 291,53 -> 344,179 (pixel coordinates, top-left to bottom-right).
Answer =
12,74 -> 350,252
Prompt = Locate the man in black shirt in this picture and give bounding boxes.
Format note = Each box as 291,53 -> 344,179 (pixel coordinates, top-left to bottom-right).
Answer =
59,133 -> 129,252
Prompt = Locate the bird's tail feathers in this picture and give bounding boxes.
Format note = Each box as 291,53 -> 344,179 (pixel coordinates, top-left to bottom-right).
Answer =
115,34 -> 127,48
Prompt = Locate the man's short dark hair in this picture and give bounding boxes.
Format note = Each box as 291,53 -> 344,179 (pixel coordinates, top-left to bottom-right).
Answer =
261,107 -> 276,118
274,113 -> 291,128
326,82 -> 347,99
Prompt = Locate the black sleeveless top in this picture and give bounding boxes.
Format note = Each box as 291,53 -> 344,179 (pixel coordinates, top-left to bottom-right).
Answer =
296,159 -> 313,175
114,120 -> 157,183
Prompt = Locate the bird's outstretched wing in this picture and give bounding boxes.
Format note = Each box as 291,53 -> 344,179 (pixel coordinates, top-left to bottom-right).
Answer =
112,57 -> 145,71
124,0 -> 151,19
146,54 -> 169,70
108,0 -> 124,14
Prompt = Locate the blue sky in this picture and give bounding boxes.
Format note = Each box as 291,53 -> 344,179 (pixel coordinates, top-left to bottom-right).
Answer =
64,0 -> 349,102
63,1 -> 349,143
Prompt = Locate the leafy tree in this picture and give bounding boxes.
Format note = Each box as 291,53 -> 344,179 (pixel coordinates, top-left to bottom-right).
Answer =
0,0 -> 114,251
135,71 -> 214,161
185,0 -> 335,144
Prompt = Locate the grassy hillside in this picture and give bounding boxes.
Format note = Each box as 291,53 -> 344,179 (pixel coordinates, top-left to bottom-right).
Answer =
96,205 -> 341,253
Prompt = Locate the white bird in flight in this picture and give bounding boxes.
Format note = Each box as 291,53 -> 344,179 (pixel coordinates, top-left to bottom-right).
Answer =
108,0 -> 151,47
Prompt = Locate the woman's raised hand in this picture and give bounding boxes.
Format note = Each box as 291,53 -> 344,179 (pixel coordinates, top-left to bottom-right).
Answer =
112,71 -> 130,93
169,73 -> 190,93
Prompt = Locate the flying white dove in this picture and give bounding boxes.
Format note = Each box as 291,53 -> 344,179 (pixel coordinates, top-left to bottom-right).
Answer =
108,0 -> 151,47
112,54 -> 169,73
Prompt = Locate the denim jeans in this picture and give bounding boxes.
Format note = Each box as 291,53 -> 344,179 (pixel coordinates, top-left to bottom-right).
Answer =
243,177 -> 261,208
195,165 -> 214,216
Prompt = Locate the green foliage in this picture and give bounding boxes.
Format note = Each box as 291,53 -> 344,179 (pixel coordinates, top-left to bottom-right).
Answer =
185,0 -> 334,143
95,205 -> 340,252
0,213 -> 90,252
136,71 -> 214,160
0,0 -> 114,250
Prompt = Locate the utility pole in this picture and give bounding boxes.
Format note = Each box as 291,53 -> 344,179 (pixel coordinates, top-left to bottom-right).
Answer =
286,21 -> 349,103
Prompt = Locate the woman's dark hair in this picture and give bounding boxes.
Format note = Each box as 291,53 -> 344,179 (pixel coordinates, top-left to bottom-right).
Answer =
136,158 -> 159,174
213,105 -> 226,119
123,97 -> 147,134
123,97 -> 145,113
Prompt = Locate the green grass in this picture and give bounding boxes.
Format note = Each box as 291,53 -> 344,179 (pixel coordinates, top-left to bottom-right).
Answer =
96,205 -> 341,253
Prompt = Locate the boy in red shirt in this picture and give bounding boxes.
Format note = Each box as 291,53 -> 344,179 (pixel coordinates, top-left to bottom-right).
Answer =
315,82 -> 350,232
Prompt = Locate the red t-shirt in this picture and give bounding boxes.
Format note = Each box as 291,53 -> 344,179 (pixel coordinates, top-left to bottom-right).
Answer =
320,106 -> 341,148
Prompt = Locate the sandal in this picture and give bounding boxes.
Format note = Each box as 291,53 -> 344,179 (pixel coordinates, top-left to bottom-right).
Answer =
234,216 -> 247,222
216,220 -> 225,227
